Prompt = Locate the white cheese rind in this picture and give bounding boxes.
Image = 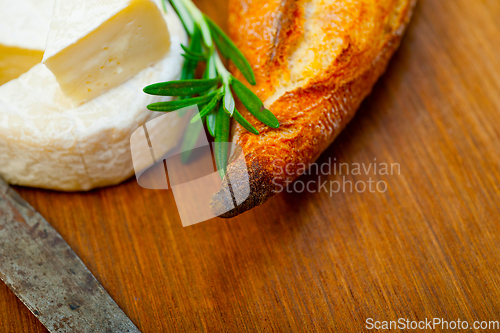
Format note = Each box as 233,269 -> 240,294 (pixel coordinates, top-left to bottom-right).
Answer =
43,0 -> 171,104
0,5 -> 188,191
0,0 -> 54,50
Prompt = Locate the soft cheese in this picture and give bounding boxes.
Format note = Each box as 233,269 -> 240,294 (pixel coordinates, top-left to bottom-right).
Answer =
43,0 -> 171,104
0,0 -> 54,51
0,0 -> 54,85
0,3 -> 188,191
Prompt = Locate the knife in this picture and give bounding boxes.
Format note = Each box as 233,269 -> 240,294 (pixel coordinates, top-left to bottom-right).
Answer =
0,177 -> 140,333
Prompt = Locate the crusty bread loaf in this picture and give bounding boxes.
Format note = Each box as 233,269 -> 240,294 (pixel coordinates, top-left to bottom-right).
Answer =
211,0 -> 416,217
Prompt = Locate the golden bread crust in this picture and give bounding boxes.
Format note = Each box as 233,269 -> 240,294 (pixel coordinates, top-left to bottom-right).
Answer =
211,0 -> 416,217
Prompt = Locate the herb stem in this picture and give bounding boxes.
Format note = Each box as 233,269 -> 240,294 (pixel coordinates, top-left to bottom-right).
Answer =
214,51 -> 231,84
179,0 -> 212,47
169,0 -> 195,35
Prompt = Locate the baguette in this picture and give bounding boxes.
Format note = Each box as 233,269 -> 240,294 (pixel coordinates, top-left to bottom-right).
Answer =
211,0 -> 416,217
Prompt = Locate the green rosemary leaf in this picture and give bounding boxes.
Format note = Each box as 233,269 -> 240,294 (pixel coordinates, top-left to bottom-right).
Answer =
233,109 -> 259,135
180,61 -> 195,81
181,44 -> 207,59
161,0 -> 167,13
170,0 -> 195,36
204,15 -> 256,85
181,116 -> 203,163
192,92 -> 223,122
206,109 -> 217,137
231,77 -> 279,128
223,83 -> 235,116
203,51 -> 218,80
144,78 -> 220,97
180,25 -> 202,82
182,53 -> 207,62
147,92 -> 217,111
190,25 -> 203,54
215,103 -> 230,179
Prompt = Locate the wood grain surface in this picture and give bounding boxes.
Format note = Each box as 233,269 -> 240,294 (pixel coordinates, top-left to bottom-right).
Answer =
2,0 -> 500,331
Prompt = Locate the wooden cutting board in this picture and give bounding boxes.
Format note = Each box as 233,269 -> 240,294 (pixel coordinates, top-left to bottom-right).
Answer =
2,0 -> 500,331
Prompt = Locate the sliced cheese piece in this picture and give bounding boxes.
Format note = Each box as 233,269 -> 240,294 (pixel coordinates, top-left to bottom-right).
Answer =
43,0 -> 171,104
0,4 -> 188,191
0,0 -> 54,85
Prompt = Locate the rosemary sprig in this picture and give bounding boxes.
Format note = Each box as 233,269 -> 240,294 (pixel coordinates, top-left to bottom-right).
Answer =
144,0 -> 279,177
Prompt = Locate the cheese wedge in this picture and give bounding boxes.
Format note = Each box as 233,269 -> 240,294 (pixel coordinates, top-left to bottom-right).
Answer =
0,0 -> 55,85
43,0 -> 171,104
0,3 -> 188,191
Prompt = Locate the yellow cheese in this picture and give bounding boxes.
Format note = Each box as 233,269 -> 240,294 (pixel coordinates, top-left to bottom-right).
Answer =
0,45 -> 44,85
0,1 -> 189,191
0,0 -> 54,85
43,0 -> 171,104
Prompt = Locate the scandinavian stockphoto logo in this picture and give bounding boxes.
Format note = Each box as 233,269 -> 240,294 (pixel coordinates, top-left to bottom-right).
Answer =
130,106 -> 250,227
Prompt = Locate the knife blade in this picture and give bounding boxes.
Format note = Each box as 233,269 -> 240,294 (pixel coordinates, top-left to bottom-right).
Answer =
0,177 -> 140,333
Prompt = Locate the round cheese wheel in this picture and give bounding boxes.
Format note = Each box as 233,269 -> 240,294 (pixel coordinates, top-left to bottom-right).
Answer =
0,3 -> 188,191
